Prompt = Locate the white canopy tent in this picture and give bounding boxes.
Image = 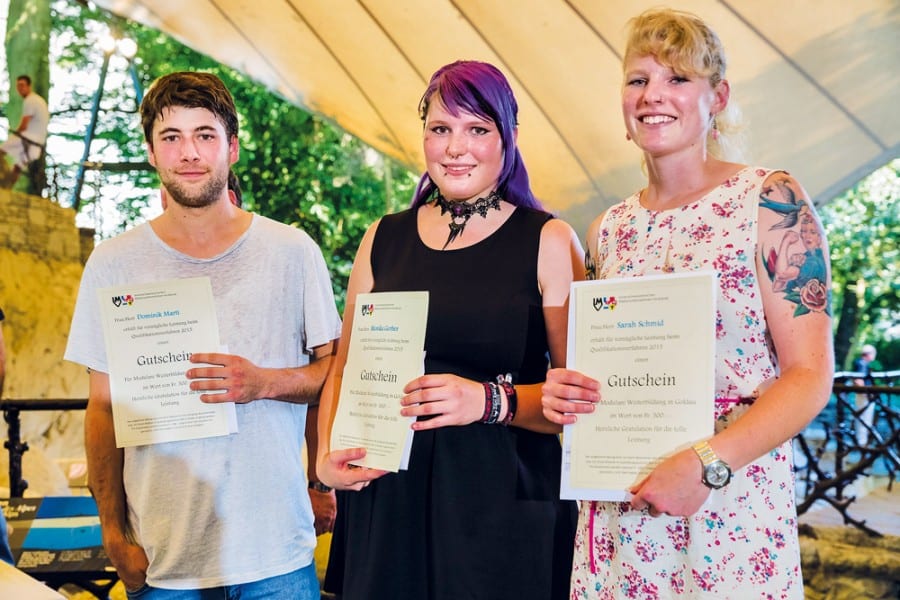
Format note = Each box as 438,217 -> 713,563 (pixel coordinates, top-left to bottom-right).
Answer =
92,0 -> 898,233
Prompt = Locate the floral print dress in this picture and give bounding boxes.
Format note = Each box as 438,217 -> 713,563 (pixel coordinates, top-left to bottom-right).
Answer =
572,167 -> 804,599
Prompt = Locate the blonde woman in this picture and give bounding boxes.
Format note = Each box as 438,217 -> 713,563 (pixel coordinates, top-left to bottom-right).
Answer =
542,9 -> 833,598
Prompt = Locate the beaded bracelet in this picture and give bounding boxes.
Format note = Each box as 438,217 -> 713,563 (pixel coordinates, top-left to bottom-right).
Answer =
497,376 -> 517,426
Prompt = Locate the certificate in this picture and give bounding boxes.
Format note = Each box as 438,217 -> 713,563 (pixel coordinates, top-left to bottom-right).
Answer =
97,277 -> 237,448
0,561 -> 65,599
331,291 -> 429,472
561,272 -> 716,500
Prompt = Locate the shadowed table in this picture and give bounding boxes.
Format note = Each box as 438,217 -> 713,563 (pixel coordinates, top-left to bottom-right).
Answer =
1,496 -> 118,599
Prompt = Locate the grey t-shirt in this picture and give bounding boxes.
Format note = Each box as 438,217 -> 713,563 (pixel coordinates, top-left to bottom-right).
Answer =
65,215 -> 341,588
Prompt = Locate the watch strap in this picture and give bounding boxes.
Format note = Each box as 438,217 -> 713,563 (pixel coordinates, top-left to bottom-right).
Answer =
692,440 -> 719,466
308,480 -> 333,493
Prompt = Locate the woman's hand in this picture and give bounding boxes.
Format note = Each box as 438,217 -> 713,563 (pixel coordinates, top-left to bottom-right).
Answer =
541,368 -> 600,425
317,447 -> 388,491
628,447 -> 710,517
400,374 -> 485,430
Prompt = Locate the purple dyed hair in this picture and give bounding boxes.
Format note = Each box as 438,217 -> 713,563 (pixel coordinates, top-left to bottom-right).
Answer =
411,61 -> 543,210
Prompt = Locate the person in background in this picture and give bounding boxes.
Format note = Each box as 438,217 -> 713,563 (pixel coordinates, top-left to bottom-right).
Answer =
853,344 -> 878,385
852,344 -> 879,444
542,9 -> 834,597
65,71 -> 341,599
0,75 -> 49,188
317,60 -> 583,599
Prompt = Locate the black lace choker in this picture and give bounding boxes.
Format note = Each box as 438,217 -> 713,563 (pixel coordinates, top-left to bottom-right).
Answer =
433,190 -> 502,249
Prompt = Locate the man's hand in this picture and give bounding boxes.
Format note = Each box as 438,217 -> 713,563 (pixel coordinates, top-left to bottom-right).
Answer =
187,352 -> 265,404
105,537 -> 149,592
308,486 -> 337,535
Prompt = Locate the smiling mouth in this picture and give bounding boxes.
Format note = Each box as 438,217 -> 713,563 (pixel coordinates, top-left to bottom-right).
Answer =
640,115 -> 675,124
443,164 -> 474,176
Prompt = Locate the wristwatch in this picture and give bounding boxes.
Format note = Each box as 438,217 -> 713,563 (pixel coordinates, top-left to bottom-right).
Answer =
692,440 -> 732,489
308,481 -> 333,493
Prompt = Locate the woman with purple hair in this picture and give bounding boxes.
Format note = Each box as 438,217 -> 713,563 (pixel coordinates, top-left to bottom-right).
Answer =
317,60 -> 583,599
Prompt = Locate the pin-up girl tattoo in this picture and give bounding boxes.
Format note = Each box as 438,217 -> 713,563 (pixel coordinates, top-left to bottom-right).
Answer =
760,176 -> 831,316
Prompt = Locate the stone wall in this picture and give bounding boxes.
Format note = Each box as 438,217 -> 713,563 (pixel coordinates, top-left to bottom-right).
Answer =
801,525 -> 900,599
0,188 -> 91,495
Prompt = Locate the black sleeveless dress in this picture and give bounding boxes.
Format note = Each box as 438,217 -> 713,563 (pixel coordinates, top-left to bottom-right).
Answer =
325,206 -> 577,600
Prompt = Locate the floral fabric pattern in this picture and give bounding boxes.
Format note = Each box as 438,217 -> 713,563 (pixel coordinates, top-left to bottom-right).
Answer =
572,167 -> 803,599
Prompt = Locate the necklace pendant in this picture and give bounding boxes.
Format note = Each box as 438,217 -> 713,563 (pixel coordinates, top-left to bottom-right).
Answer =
444,220 -> 464,249
433,189 -> 502,250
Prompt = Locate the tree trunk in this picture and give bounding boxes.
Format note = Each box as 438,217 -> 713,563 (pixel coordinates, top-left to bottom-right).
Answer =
5,0 -> 51,196
833,281 -> 860,369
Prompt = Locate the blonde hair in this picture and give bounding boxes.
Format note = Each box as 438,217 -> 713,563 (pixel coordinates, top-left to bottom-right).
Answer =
624,8 -> 747,162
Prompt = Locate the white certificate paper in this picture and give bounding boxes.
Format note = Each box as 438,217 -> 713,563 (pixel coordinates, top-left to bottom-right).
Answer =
561,272 -> 716,500
97,277 -> 237,448
331,291 -> 429,472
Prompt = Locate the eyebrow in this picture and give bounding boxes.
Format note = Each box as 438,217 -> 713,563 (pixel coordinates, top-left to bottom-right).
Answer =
156,124 -> 219,136
426,115 -> 493,125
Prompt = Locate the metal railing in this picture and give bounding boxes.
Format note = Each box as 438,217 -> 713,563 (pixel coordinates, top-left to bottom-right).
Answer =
793,370 -> 899,536
1,398 -> 88,497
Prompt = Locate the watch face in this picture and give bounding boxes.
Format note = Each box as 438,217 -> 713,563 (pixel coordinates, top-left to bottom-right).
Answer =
705,461 -> 732,488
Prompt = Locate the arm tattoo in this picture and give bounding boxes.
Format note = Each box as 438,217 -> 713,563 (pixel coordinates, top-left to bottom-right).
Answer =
758,176 -> 831,317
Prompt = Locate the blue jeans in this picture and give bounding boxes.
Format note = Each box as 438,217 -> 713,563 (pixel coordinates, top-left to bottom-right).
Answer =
125,562 -> 320,600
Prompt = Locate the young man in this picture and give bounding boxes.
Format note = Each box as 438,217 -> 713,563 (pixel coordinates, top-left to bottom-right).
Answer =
65,71 -> 340,599
0,75 -> 49,187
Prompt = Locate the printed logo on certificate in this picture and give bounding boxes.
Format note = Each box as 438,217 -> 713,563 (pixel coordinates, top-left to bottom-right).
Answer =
561,272 -> 716,500
331,291 -> 429,472
97,277 -> 237,448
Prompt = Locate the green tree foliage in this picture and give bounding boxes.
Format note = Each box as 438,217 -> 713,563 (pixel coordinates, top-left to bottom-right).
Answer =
48,1 -> 417,308
223,76 -> 417,304
820,159 -> 899,370
51,1 -> 175,216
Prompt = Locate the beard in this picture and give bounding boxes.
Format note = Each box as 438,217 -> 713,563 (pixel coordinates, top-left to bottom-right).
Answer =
163,168 -> 228,209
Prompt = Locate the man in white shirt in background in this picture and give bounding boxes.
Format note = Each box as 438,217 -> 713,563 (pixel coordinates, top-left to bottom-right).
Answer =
0,75 -> 49,187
